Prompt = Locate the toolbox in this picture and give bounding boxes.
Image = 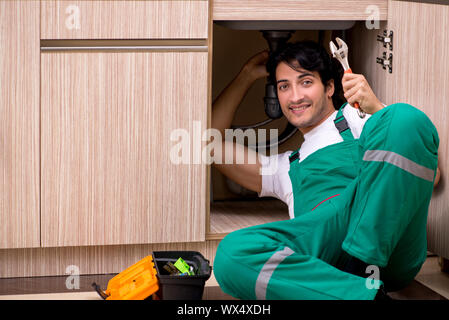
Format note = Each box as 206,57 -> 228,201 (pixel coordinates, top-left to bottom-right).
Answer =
92,251 -> 211,300
92,255 -> 159,300
152,251 -> 211,300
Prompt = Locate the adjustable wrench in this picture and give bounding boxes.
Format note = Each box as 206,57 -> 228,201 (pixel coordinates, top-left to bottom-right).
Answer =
329,37 -> 366,118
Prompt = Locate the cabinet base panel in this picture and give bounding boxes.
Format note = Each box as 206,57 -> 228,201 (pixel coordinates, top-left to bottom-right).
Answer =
0,241 -> 220,278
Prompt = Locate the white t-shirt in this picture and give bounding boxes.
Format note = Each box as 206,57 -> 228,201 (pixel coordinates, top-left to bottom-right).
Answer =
258,105 -> 371,219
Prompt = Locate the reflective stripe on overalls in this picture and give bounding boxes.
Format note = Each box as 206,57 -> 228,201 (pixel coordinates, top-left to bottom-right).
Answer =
214,103 -> 439,300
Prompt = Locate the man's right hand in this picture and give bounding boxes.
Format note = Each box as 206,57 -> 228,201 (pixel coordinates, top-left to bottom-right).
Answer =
241,50 -> 270,83
212,50 -> 270,136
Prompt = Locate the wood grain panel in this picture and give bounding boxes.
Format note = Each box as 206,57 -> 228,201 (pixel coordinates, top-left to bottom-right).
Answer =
349,21 -> 388,105
213,0 -> 388,21
0,241 -> 220,278
208,200 -> 289,239
41,51 -> 208,247
386,1 -> 449,259
0,1 -> 40,248
206,0 -> 214,236
41,0 -> 209,39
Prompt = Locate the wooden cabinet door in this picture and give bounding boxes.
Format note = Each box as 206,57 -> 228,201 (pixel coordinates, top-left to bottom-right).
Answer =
386,0 -> 449,258
41,51 -> 208,247
41,0 -> 209,39
0,1 -> 40,248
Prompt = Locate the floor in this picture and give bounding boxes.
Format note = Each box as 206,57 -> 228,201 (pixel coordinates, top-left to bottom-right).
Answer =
0,256 -> 447,300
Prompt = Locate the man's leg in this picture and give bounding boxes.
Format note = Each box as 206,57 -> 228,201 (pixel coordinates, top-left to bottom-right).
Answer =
342,103 -> 439,271
379,198 -> 430,291
214,191 -> 378,300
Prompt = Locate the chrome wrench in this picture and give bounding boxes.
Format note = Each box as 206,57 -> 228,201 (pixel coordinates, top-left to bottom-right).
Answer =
329,37 -> 366,118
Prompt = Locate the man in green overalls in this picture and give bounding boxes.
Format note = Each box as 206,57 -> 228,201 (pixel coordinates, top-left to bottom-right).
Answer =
211,41 -> 440,300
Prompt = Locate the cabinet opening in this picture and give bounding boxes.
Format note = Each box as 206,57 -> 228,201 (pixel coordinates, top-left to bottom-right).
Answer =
207,21 -> 385,240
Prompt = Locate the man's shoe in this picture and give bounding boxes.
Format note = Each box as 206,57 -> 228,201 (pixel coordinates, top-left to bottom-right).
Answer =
375,285 -> 393,301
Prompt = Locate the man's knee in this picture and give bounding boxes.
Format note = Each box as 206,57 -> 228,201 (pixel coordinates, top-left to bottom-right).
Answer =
362,103 -> 439,160
388,103 -> 439,156
389,103 -> 435,131
214,229 -> 247,288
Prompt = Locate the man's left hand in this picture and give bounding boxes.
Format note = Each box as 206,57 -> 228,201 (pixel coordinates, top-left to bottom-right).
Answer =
342,73 -> 384,114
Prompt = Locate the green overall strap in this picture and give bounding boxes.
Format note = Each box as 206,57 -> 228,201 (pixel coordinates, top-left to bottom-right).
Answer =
289,104 -> 355,164
333,103 -> 355,141
289,150 -> 299,163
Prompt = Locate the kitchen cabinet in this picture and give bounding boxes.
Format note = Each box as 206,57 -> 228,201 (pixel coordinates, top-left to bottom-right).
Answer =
1,0 -> 448,277
0,1 -> 40,249
41,50 -> 208,247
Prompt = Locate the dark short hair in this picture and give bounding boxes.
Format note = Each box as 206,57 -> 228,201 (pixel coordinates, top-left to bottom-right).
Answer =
267,41 -> 345,109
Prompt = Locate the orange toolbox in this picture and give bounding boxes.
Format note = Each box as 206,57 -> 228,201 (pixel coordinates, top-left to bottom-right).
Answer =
92,251 -> 211,300
93,255 -> 159,300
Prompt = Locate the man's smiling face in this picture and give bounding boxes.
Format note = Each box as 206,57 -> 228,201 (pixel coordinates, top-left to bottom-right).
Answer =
276,61 -> 336,134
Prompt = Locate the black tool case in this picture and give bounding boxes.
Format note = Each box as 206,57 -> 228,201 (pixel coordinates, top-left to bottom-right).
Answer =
152,251 -> 212,300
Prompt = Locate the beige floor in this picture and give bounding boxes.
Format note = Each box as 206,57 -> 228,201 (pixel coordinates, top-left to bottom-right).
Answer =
0,256 -> 447,300
0,272 -> 223,300
415,256 -> 449,299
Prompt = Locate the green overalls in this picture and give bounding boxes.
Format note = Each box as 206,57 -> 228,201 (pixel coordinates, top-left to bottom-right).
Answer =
214,103 -> 439,300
